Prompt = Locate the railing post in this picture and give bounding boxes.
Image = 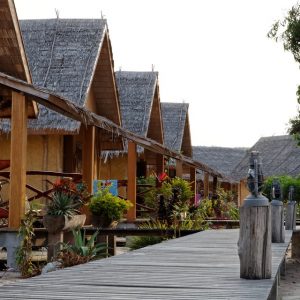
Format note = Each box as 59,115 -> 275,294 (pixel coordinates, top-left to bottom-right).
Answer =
238,151 -> 272,279
286,186 -> 296,230
270,179 -> 285,243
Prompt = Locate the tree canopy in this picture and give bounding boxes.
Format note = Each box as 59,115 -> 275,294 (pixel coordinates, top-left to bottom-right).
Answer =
268,4 -> 300,139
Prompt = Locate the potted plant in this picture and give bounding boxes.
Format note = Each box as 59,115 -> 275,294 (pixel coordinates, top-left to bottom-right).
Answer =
43,178 -> 89,233
88,184 -> 132,227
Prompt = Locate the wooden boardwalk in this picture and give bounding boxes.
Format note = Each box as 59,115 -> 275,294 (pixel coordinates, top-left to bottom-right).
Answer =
0,229 -> 292,299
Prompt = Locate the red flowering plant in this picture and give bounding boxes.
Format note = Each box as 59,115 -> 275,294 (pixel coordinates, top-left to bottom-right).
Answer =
46,178 -> 90,217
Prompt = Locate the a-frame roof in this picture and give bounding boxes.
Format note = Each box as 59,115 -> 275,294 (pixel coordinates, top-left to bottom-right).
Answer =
231,135 -> 300,181
0,0 -> 37,118
193,146 -> 248,178
1,18 -> 121,134
115,71 -> 163,143
161,102 -> 192,157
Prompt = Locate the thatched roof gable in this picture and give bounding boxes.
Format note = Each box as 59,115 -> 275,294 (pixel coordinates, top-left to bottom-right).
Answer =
231,135 -> 300,180
19,18 -> 107,133
193,146 -> 247,178
0,18 -> 122,134
0,0 -> 37,117
161,102 -> 192,157
115,71 -> 158,137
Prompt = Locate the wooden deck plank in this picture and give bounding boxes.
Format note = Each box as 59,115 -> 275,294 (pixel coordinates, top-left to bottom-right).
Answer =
0,229 -> 293,299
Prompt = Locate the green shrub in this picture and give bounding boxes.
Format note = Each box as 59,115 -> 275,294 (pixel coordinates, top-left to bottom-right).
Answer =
262,175 -> 300,201
137,176 -> 158,209
128,236 -> 164,250
88,186 -> 132,222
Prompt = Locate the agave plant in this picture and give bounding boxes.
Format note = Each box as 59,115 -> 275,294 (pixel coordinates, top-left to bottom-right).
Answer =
57,229 -> 107,267
46,191 -> 80,218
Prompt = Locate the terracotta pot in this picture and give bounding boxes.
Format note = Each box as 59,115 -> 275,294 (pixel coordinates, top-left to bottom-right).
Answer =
43,214 -> 86,234
91,215 -> 118,228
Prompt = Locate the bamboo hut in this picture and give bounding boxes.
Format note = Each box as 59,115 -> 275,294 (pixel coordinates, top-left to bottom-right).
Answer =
0,17 -> 122,199
100,71 -> 164,181
192,146 -> 247,203
161,102 -> 192,177
231,135 -> 300,205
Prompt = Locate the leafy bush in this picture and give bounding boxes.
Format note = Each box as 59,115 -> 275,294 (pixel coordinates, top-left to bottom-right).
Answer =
137,176 -> 158,210
89,186 -> 132,222
262,175 -> 300,201
128,236 -> 164,250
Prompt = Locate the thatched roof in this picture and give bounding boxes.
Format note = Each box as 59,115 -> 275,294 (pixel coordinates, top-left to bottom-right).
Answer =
161,102 -> 192,157
0,71 -> 224,178
115,71 -> 162,139
0,18 -> 120,134
231,135 -> 300,180
0,0 -> 37,117
193,146 -> 248,179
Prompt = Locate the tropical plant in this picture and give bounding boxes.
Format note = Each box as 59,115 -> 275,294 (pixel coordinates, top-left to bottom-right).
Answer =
16,207 -> 42,278
45,178 -> 89,217
89,185 -> 132,222
46,192 -> 80,217
137,176 -> 158,210
57,229 -> 107,267
128,236 -> 164,250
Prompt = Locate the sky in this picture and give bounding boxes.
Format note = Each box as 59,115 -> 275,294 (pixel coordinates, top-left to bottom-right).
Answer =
14,0 -> 300,148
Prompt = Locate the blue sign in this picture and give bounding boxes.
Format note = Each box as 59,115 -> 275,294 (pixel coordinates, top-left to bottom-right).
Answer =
93,180 -> 118,196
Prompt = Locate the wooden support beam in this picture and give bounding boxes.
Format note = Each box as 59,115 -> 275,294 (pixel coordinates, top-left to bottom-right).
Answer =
127,141 -> 137,222
190,167 -> 196,205
204,172 -> 209,199
9,91 -> 27,228
156,154 -> 164,175
212,176 -> 218,195
82,126 -> 95,224
63,136 -> 75,173
176,160 -> 183,177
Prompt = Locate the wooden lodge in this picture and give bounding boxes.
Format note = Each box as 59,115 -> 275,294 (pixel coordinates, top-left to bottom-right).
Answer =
100,71 -> 164,181
0,17 -> 122,201
193,146 -> 247,203
0,0 -> 223,229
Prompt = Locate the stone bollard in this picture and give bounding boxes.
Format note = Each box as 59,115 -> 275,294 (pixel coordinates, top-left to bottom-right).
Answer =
286,201 -> 296,230
271,200 -> 285,243
270,179 -> 285,243
286,186 -> 296,231
238,151 -> 272,279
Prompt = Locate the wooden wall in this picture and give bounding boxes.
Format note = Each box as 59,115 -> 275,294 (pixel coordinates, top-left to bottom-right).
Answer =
0,134 -> 63,200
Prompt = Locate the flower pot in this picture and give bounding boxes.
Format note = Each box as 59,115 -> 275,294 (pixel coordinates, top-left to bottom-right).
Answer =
43,214 -> 86,234
91,215 -> 118,228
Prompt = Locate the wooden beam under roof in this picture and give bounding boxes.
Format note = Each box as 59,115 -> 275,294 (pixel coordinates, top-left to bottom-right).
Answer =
0,71 -> 225,179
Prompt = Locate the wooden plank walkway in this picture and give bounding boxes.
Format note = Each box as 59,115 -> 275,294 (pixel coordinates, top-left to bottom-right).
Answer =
0,229 -> 293,299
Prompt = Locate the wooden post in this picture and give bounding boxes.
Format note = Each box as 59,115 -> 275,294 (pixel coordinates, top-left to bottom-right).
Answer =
292,230 -> 300,258
238,151 -> 271,279
203,172 -> 209,198
286,201 -> 296,230
156,154 -> 164,175
127,141 -> 137,222
176,160 -> 183,177
63,136 -> 75,172
9,91 -> 28,229
271,200 -> 285,243
212,176 -> 218,195
82,125 -> 95,224
238,205 -> 272,279
47,232 -> 64,261
190,167 -> 196,204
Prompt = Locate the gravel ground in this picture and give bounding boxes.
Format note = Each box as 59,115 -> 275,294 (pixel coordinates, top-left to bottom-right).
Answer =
279,256 -> 300,300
